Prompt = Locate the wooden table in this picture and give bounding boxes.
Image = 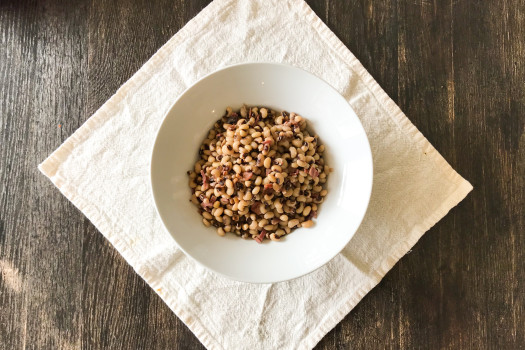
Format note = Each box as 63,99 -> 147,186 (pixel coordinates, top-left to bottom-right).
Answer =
1,0 -> 523,348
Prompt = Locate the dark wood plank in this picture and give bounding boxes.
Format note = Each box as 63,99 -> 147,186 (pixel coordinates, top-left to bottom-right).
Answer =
0,0 -> 88,348
0,0 -> 523,349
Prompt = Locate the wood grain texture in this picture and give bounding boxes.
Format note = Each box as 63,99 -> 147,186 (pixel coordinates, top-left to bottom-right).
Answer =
1,0 -> 523,349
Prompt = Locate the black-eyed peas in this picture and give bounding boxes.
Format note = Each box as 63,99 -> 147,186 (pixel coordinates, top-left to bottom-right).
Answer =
188,106 -> 330,243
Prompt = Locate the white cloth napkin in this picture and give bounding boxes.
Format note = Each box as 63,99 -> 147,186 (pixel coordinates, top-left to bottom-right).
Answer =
39,0 -> 473,348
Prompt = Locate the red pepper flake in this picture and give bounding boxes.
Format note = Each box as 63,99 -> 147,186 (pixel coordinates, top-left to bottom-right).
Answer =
309,167 -> 319,178
201,201 -> 213,209
200,170 -> 209,190
255,229 -> 266,243
251,202 -> 262,214
243,171 -> 253,180
264,183 -> 273,189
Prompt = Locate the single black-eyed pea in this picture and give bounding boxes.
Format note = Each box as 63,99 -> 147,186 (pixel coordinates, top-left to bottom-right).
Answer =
301,220 -> 314,228
270,233 -> 280,241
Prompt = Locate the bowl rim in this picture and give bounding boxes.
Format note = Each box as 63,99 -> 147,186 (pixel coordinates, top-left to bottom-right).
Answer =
150,62 -> 373,283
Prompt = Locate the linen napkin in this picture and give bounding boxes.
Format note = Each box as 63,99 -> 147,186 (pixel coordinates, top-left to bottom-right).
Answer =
39,0 -> 473,348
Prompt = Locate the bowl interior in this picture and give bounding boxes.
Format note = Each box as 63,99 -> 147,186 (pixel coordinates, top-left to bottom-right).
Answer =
151,63 -> 372,283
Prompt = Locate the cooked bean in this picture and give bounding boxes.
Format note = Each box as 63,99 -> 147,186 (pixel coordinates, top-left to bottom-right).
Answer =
288,219 -> 300,228
302,206 -> 312,216
301,220 -> 314,228
191,196 -> 199,205
297,160 -> 307,168
292,139 -> 302,147
264,212 -> 275,219
238,201 -> 247,211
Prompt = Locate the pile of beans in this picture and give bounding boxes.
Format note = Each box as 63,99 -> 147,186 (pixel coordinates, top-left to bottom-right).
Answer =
188,105 -> 330,243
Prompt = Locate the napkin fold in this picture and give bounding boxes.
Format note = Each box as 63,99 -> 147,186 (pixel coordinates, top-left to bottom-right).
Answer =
39,0 -> 472,349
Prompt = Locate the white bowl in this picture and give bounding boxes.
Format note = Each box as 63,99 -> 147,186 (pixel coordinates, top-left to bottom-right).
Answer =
151,63 -> 373,283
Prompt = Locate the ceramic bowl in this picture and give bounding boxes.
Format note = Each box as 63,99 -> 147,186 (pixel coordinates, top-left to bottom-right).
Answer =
151,63 -> 372,283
